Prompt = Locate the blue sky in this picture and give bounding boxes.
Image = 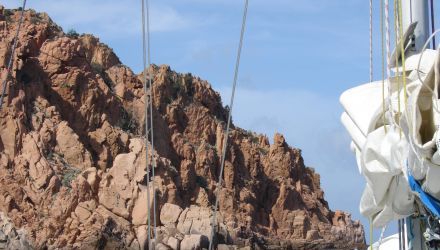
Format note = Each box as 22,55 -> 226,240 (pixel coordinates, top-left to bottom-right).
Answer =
4,0 -> 440,242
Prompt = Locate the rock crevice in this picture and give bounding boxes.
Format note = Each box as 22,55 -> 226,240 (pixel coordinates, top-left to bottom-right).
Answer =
0,6 -> 365,249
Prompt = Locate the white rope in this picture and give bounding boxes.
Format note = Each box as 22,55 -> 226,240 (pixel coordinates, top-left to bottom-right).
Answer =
384,0 -> 398,127
377,224 -> 388,248
417,29 -> 440,119
208,0 -> 248,249
416,29 -> 440,104
385,0 -> 391,80
380,0 -> 386,132
370,0 -> 374,83
140,0 -> 155,247
384,0 -> 395,125
145,0 -> 158,242
0,0 -> 28,110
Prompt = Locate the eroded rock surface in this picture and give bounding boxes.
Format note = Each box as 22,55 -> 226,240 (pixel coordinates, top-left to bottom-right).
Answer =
0,6 -> 365,249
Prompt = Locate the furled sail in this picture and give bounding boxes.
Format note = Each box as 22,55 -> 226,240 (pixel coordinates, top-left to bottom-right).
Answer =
340,48 -> 440,228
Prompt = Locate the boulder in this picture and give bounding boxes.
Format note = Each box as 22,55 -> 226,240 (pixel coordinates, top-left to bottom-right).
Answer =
218,244 -> 233,250
156,243 -> 172,250
0,7 -> 366,250
132,185 -> 156,226
180,234 -> 208,250
167,237 -> 180,250
177,206 -> 213,238
55,121 -> 93,170
160,203 -> 183,225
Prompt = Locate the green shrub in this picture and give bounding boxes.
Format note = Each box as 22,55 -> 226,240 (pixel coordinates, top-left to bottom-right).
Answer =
66,29 -> 79,38
91,62 -> 104,73
46,151 -> 54,161
62,168 -> 81,189
4,9 -> 13,22
118,107 -> 138,133
258,147 -> 269,155
4,9 -> 13,16
60,82 -> 71,88
172,81 -> 183,93
30,16 -> 40,24
243,129 -> 259,144
91,62 -> 114,90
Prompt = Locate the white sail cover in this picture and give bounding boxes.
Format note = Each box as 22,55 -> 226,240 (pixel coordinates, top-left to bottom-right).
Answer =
340,49 -> 440,227
372,234 -> 400,250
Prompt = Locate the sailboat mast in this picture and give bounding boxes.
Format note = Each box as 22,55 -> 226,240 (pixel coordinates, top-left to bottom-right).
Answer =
400,2 -> 430,250
400,0 -> 430,53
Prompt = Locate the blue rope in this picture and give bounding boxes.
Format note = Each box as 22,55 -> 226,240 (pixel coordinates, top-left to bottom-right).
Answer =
407,172 -> 440,218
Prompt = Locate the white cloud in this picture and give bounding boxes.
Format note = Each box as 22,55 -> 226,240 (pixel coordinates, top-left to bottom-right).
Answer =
218,86 -> 341,147
217,86 -> 359,182
218,86 -> 366,224
1,0 -> 374,237
166,0 -> 362,13
2,0 -> 196,36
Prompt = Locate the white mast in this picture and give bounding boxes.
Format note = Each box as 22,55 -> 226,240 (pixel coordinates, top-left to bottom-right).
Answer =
401,0 -> 430,53
401,1 -> 430,250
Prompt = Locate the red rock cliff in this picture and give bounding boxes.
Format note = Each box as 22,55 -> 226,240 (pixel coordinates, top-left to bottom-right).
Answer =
0,7 -> 365,249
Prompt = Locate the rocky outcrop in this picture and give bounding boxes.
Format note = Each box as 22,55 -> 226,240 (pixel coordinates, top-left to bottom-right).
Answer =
0,213 -> 31,249
0,6 -> 365,249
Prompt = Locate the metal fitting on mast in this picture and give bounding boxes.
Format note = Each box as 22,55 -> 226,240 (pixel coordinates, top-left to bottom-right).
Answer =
401,0 -> 429,53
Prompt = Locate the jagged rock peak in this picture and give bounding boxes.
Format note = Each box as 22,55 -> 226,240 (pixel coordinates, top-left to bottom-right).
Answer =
0,7 -> 365,249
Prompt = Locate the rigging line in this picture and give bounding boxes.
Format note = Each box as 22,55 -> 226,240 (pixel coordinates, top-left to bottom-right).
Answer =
369,217 -> 373,250
402,218 -> 407,250
140,0 -> 152,247
0,0 -> 27,111
385,0 -> 391,79
370,0 -> 374,83
208,0 -> 249,249
381,0 -> 387,133
145,0 -> 158,242
430,0 -> 436,49
392,0 -> 402,133
393,0 -> 408,135
385,0 -> 395,127
398,0 -> 408,105
394,0 -> 409,112
398,219 -> 402,250
377,224 -> 388,248
419,218 -> 424,250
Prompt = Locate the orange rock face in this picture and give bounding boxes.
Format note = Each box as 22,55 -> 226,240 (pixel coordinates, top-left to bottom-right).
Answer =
0,6 -> 365,249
